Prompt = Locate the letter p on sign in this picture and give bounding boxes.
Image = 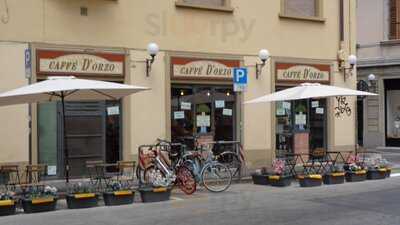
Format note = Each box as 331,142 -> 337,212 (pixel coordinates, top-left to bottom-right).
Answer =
233,68 -> 247,84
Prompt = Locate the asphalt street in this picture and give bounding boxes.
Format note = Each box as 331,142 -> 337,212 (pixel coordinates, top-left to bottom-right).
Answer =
1,177 -> 400,225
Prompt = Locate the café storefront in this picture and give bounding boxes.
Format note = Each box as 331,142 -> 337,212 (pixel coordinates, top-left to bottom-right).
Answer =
34,48 -> 126,178
274,62 -> 331,158
169,56 -> 241,149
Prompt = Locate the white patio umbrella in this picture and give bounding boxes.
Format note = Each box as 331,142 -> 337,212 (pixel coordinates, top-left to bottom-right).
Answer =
0,76 -> 150,182
244,83 -> 377,104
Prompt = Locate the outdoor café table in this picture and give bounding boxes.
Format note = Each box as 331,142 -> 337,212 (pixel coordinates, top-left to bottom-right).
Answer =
326,151 -> 354,167
283,153 -> 308,177
95,163 -> 119,190
0,165 -> 21,191
356,150 -> 378,167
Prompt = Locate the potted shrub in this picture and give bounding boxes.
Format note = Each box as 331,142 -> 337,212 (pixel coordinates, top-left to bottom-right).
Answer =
251,167 -> 270,185
344,162 -> 367,182
21,186 -> 58,213
323,165 -> 345,185
298,173 -> 323,187
0,191 -> 16,216
138,169 -> 172,203
66,182 -> 98,209
103,181 -> 135,206
366,158 -> 388,180
139,186 -> 172,203
268,159 -> 292,187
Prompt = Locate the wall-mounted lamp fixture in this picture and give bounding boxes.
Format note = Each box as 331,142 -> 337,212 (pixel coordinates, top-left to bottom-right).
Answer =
256,49 -> 270,79
146,42 -> 159,77
357,73 -> 377,99
339,54 -> 357,81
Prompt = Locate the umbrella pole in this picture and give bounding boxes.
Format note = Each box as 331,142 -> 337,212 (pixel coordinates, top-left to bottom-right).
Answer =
61,93 -> 70,183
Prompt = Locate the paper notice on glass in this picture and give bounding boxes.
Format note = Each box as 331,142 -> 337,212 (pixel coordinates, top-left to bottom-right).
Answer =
316,107 -> 324,114
282,102 -> 291,109
47,165 -> 57,176
197,115 -> 211,127
181,101 -> 191,110
311,101 -> 319,108
223,108 -> 233,116
295,114 -> 307,125
107,106 -> 120,115
174,111 -> 185,120
276,108 -> 285,116
215,100 -> 225,108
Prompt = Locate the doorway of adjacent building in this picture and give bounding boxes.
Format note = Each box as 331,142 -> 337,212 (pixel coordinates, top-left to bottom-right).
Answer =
171,85 -> 236,148
384,79 -> 400,147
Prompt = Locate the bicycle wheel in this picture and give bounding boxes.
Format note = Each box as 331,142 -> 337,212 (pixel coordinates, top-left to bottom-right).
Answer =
217,152 -> 241,180
176,165 -> 197,195
201,163 -> 232,192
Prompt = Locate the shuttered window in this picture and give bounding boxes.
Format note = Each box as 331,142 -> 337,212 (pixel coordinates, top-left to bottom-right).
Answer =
390,0 -> 400,39
182,0 -> 225,7
284,0 -> 320,18
176,0 -> 233,12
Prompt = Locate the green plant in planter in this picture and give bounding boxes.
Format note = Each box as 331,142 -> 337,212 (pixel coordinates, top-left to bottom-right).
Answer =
66,182 -> 98,209
251,167 -> 270,185
365,158 -> 390,180
268,159 -> 292,187
0,191 -> 16,216
323,165 -> 345,185
103,181 -> 135,206
22,186 -> 58,213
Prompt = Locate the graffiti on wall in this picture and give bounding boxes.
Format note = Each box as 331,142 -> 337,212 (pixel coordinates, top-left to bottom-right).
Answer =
334,96 -> 351,118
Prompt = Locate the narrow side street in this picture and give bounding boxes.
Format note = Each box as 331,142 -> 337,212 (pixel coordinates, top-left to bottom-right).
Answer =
1,177 -> 400,225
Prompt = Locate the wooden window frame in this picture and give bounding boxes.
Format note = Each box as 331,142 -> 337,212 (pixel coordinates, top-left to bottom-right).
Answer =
390,0 -> 400,40
279,0 -> 325,23
175,0 -> 234,13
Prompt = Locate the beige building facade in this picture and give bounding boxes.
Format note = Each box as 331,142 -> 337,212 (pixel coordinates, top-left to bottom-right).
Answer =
357,0 -> 400,149
0,0 -> 357,178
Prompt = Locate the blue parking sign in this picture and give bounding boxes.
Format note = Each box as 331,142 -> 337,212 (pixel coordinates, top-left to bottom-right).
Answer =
233,68 -> 247,84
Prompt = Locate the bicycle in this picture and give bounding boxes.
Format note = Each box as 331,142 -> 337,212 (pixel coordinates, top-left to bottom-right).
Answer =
182,138 -> 232,193
211,140 -> 242,180
137,140 -> 197,195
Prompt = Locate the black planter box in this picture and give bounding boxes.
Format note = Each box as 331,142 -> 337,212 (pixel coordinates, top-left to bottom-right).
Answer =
251,174 -> 270,185
0,200 -> 16,216
367,169 -> 387,180
139,187 -> 171,203
323,173 -> 345,185
103,191 -> 134,206
299,176 -> 322,187
21,198 -> 57,213
345,171 -> 367,182
268,175 -> 292,187
66,194 -> 98,209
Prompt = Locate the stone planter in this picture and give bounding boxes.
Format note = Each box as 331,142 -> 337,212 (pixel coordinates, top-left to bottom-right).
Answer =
268,175 -> 292,187
66,193 -> 98,209
251,174 -> 269,185
323,172 -> 345,185
21,197 -> 57,213
139,187 -> 171,203
367,168 -> 387,180
298,175 -> 322,187
0,200 -> 16,216
345,170 -> 367,182
103,191 -> 134,206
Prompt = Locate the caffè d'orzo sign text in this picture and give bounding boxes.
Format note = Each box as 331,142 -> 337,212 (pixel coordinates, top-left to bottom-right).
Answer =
276,63 -> 330,84
36,50 -> 125,77
171,57 -> 240,81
